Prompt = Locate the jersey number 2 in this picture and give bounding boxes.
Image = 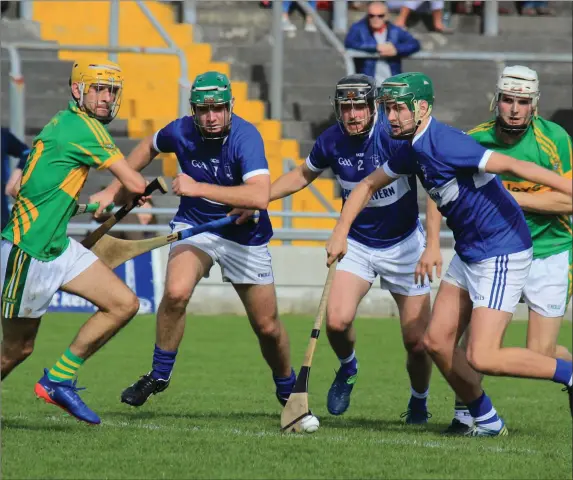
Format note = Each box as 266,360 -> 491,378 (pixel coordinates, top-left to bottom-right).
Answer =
357,160 -> 364,171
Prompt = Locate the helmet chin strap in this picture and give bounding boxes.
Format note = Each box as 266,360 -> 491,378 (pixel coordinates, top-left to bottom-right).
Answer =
494,104 -> 533,140
495,116 -> 529,140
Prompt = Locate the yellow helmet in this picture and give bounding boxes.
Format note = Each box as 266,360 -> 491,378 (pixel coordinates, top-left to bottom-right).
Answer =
69,59 -> 123,124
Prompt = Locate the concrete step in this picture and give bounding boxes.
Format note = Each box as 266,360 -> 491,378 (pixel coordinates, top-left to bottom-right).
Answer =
212,44 -> 343,67
281,120 -> 316,141
229,62 -> 346,87
196,2 -> 332,29
419,33 -> 572,54
0,18 -> 45,42
0,58 -> 74,77
1,112 -> 130,137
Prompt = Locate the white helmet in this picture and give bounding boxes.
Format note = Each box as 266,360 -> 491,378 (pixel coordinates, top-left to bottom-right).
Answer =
491,65 -> 539,133
491,65 -> 540,111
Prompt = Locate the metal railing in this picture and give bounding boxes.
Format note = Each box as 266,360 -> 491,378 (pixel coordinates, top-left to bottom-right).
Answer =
67,207 -> 453,241
67,199 -> 454,241
0,42 -> 191,144
345,49 -> 573,78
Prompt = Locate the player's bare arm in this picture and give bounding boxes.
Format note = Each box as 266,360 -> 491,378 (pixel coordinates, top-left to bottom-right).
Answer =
415,196 -> 443,284
508,190 -> 573,215
90,135 -> 156,213
485,151 -> 573,197
5,168 -> 23,198
89,158 -> 147,216
326,167 -> 394,266
172,172 -> 270,210
270,162 -> 321,202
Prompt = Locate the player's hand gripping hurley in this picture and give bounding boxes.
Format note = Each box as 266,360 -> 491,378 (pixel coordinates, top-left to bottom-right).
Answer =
73,202 -> 115,216
281,259 -> 338,433
81,177 -> 168,249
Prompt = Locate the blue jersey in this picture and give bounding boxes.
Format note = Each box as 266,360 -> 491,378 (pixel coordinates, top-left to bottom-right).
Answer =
381,117 -> 532,263
307,121 -> 420,249
153,115 -> 272,246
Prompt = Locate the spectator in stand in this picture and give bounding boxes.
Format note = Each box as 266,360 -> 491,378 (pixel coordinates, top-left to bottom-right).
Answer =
520,1 -> 553,16
282,1 -> 318,32
345,1 -> 421,86
1,127 -> 30,230
387,1 -> 452,33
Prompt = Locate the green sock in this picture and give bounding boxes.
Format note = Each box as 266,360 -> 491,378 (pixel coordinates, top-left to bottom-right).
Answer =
47,348 -> 84,382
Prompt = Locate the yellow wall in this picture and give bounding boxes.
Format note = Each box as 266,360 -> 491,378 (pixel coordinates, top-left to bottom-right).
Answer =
33,0 -> 338,245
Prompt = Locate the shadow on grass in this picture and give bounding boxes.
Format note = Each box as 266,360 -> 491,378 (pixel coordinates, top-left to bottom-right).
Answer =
320,415 -> 453,434
2,418 -> 77,432
103,409 -> 280,423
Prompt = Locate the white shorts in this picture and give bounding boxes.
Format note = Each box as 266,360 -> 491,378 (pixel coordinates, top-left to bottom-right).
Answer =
443,248 -> 533,313
1,238 -> 98,319
522,249 -> 572,318
337,225 -> 431,296
170,221 -> 274,285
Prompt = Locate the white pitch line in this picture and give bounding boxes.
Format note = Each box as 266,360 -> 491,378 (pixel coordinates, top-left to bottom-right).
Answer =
4,413 -> 539,456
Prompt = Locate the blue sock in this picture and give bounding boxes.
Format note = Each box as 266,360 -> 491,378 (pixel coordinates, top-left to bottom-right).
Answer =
552,359 -> 573,386
151,344 -> 177,381
339,351 -> 358,376
409,387 -> 429,410
467,391 -> 501,427
274,367 -> 296,398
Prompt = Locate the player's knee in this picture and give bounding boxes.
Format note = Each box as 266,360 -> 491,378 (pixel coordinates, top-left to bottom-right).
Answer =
422,332 -> 441,358
326,306 -> 353,333
108,291 -> 139,323
403,333 -> 426,355
163,284 -> 192,312
404,337 -> 426,354
121,293 -> 140,320
254,316 -> 281,339
1,340 -> 34,364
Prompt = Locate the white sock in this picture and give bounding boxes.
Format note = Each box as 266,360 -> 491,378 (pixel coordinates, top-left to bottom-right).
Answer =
568,374 -> 572,387
410,387 -> 429,399
339,351 -> 355,364
454,405 -> 473,427
475,407 -> 502,431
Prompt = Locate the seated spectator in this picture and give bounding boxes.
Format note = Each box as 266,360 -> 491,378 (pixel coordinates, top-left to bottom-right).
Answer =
387,1 -> 452,33
281,1 -> 318,32
1,127 -> 30,229
345,1 -> 421,86
519,1 -> 553,16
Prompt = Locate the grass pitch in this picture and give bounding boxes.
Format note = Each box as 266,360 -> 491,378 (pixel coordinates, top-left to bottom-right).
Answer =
2,314 -> 572,479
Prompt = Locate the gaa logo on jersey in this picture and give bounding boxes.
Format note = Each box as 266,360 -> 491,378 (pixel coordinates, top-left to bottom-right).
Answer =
104,143 -> 115,150
224,163 -> 233,179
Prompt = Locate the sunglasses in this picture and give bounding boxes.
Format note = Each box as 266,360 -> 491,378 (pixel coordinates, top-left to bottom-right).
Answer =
368,13 -> 386,18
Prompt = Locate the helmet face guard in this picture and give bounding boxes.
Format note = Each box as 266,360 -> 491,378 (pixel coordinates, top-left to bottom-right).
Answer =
491,65 -> 539,137
190,71 -> 233,139
378,73 -> 434,140
70,61 -> 123,124
332,74 -> 377,136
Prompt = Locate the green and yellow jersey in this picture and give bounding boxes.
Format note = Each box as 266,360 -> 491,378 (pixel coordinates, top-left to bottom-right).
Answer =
469,116 -> 572,260
1,101 -> 123,261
